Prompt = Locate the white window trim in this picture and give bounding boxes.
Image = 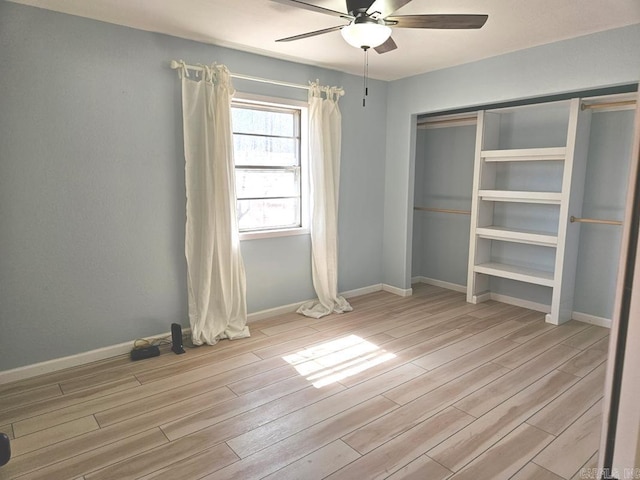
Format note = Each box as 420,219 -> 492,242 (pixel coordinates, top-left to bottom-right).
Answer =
233,92 -> 309,241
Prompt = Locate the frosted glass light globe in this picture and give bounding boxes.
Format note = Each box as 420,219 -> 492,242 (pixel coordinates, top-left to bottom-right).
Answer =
341,22 -> 392,49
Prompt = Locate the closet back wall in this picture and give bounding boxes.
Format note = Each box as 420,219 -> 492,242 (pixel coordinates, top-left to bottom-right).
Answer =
574,109 -> 635,319
0,2 -> 388,371
412,125 -> 475,287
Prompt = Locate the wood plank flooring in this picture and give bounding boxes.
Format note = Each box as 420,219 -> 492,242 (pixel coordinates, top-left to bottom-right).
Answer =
0,284 -> 609,480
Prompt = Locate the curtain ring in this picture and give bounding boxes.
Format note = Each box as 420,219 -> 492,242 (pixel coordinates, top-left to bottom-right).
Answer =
178,60 -> 190,79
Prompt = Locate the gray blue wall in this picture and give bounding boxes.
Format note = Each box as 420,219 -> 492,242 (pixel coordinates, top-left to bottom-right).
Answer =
0,2 -> 387,370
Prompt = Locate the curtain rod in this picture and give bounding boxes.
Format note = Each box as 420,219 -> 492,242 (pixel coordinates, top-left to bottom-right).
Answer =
170,60 -> 344,96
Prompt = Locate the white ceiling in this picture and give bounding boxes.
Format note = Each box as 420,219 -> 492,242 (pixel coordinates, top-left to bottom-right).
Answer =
9,0 -> 640,81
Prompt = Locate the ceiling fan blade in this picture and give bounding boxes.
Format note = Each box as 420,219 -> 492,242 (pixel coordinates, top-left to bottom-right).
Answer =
275,24 -> 346,42
367,0 -> 412,18
385,14 -> 488,29
270,0 -> 353,19
374,36 -> 397,54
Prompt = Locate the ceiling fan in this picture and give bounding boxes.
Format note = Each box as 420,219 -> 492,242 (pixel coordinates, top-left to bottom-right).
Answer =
272,0 -> 488,53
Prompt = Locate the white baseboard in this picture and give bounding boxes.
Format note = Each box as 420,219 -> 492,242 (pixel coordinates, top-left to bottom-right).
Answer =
414,279 -> 551,313
383,284 -> 413,297
472,292 -> 492,304
488,293 -> 551,314
413,276 -> 466,293
246,284 -> 385,323
571,311 -> 612,328
5,282 -> 608,385
0,284 -> 388,384
485,294 -> 612,328
0,328 -> 184,386
246,300 -> 307,323
341,284 -> 384,298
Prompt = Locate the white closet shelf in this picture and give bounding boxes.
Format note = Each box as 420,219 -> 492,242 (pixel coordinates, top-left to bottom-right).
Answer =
481,147 -> 566,162
475,226 -> 558,247
478,190 -> 563,204
474,262 -> 555,287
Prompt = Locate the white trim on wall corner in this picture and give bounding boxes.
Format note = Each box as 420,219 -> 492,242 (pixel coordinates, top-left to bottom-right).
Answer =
488,293 -> 551,314
412,276 -> 466,293
383,284 -> 413,297
412,277 -> 611,328
341,284 -> 384,298
414,278 -> 546,311
246,284 -> 385,323
411,276 -> 611,328
571,311 -> 612,328
487,294 -> 612,328
246,300 -> 307,323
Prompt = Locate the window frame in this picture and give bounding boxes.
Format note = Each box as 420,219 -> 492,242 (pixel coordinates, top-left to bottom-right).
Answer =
232,92 -> 309,241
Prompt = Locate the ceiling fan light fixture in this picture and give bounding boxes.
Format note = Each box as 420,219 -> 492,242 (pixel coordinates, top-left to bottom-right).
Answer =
340,21 -> 391,49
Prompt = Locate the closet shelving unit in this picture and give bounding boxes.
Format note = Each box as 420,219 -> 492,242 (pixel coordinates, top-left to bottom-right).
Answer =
467,98 -> 592,325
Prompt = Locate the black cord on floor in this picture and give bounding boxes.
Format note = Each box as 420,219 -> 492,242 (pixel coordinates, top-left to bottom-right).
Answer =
132,331 -> 199,350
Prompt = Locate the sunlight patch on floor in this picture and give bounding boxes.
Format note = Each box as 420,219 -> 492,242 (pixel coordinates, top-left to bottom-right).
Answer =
283,335 -> 396,388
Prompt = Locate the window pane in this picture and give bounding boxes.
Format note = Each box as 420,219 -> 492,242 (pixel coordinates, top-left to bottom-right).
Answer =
236,168 -> 300,199
237,198 -> 300,231
234,134 -> 299,167
232,106 -> 296,137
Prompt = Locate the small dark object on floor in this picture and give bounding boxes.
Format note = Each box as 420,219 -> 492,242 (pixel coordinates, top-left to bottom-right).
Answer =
171,322 -> 185,354
130,345 -> 160,361
0,432 -> 10,466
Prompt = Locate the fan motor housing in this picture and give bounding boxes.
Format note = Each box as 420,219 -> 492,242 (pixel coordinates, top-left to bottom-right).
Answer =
346,0 -> 376,15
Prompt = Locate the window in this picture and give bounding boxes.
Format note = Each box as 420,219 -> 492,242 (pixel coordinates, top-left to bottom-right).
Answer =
231,96 -> 308,239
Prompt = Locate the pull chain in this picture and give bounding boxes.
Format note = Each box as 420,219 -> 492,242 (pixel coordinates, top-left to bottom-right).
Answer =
362,46 -> 369,107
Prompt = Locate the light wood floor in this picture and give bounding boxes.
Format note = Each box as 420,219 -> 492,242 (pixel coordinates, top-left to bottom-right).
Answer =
0,284 -> 610,480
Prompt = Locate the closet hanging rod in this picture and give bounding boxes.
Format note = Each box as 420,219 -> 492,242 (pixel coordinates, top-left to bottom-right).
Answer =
414,206 -> 471,215
570,216 -> 623,226
170,60 -> 344,96
417,116 -> 477,128
580,100 -> 636,111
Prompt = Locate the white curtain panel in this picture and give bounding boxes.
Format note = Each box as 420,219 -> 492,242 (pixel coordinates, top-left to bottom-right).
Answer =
298,85 -> 353,318
180,64 -> 250,345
